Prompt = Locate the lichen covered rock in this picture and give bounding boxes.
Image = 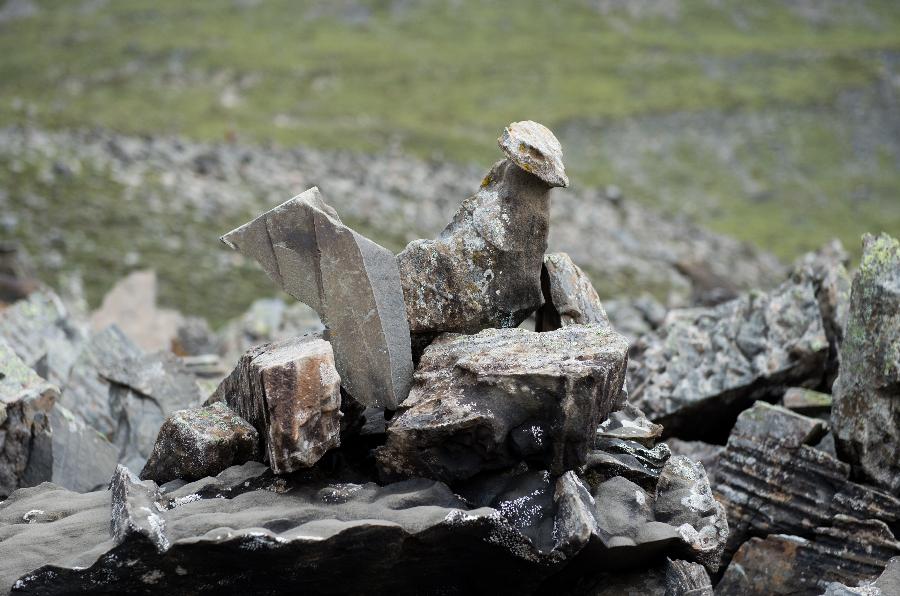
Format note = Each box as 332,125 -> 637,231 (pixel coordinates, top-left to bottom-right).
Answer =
140,402 -> 260,485
536,252 -> 609,332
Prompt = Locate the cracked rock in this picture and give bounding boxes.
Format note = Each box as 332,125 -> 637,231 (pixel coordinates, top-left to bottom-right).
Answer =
210,335 -> 341,473
221,186 -> 412,409
397,122 -> 567,338
536,252 -> 609,332
629,276 -> 829,440
375,324 -> 628,483
0,338 -> 56,498
831,233 -> 900,492
140,402 -> 260,485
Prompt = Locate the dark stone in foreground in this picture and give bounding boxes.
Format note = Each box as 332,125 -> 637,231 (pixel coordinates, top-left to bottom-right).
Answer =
221,186 -> 413,409
629,277 -> 828,440
376,324 -> 628,483
831,233 -> 900,492
140,402 -> 260,485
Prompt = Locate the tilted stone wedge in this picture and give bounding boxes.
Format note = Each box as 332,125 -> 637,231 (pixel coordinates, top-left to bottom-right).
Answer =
397,121 -> 568,337
221,186 -> 413,409
498,120 -> 569,188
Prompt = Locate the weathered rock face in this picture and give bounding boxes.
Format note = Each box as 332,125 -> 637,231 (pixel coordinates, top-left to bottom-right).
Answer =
823,556 -> 900,596
536,252 -> 609,332
101,350 -> 204,472
211,335 -> 341,474
221,186 -> 412,409
717,519 -> 900,596
781,386 -> 832,417
48,404 -> 119,493
398,122 -> 567,338
715,402 -> 900,564
629,277 -> 829,440
831,233 -> 900,492
0,339 -> 56,498
140,402 -> 260,485
585,440 -> 671,492
556,456 -> 727,573
375,324 -> 628,483
2,462 -> 578,594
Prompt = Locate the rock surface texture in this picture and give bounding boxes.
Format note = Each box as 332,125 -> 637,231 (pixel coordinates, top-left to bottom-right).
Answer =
375,324 -> 628,483
831,233 -> 900,492
0,339 -> 56,498
221,186 -> 412,409
629,277 -> 828,439
398,121 -> 567,338
140,402 -> 260,485
211,335 -> 341,473
536,252 -> 609,332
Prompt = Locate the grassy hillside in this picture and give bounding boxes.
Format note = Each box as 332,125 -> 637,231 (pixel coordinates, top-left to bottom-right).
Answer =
1,0 -> 899,314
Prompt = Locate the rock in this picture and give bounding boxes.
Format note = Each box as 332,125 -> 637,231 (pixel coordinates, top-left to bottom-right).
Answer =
398,122 -> 566,338
663,439 -> 722,483
536,252 -> 609,332
216,298 -> 323,366
0,242 -> 39,304
221,186 -> 412,409
629,277 -> 829,440
375,324 -> 628,483
831,233 -> 900,492
791,239 -> 852,382
822,557 -> 900,596
716,518 -> 900,596
0,338 -> 56,498
48,404 -> 119,493
584,439 -> 671,492
0,290 -> 82,376
663,558 -> 713,596
89,270 -> 184,353
101,350 -> 203,471
781,386 -> 832,417
1,463 -> 575,594
715,402 -> 900,555
171,316 -> 219,357
603,294 -> 667,345
210,335 -> 341,473
140,402 -> 260,485
497,120 -> 569,188
595,402 -> 663,447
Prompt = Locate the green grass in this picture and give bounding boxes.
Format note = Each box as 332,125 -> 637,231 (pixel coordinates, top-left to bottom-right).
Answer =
2,0 -> 900,317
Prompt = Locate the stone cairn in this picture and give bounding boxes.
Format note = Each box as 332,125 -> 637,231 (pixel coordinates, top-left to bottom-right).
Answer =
1,122 -> 898,595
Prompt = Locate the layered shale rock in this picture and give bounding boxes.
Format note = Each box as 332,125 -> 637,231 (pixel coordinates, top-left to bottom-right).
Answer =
398,121 -> 567,339
715,402 -> 900,563
831,233 -> 900,492
221,186 -> 413,409
629,277 -> 828,439
536,252 -> 609,332
375,324 -> 628,483
823,556 -> 900,596
717,518 -> 900,596
0,339 -> 56,498
211,335 -> 341,473
140,402 -> 260,485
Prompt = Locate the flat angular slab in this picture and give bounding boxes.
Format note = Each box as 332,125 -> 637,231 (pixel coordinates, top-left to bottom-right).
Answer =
140,402 -> 260,485
536,252 -> 609,332
498,120 -> 568,188
221,187 -> 412,409
831,233 -> 900,492
48,404 -> 119,493
629,277 -> 828,440
0,338 -> 57,498
375,324 -> 628,483
211,335 -> 341,473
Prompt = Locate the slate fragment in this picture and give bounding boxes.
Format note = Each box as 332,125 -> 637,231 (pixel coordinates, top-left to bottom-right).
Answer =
375,324 -> 628,483
211,335 -> 341,473
140,402 -> 260,485
536,252 -> 609,332
629,277 -> 828,440
398,122 -> 567,338
49,404 -> 119,493
221,186 -> 412,409
781,386 -> 832,417
831,233 -> 900,492
0,338 -> 56,498
663,558 -> 712,596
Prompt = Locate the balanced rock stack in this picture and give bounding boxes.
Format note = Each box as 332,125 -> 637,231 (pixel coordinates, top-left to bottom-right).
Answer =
1,123 -> 898,595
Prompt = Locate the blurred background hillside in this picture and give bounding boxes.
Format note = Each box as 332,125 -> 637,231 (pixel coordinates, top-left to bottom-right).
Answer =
1,0 -> 899,326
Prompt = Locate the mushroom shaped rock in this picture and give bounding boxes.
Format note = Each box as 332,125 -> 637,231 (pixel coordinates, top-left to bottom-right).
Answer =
398,121 -> 569,337
220,187 -> 413,409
